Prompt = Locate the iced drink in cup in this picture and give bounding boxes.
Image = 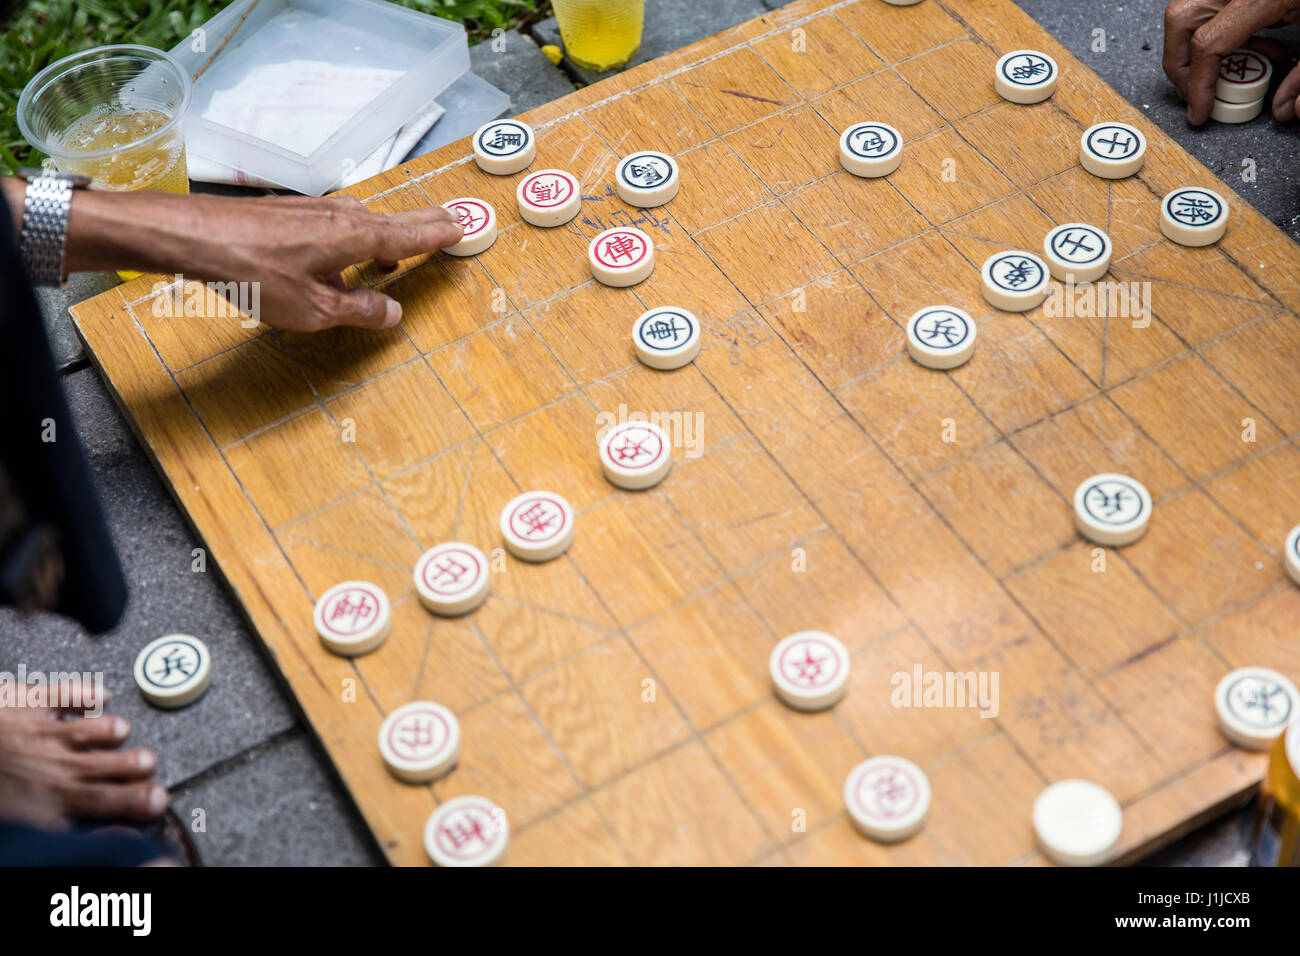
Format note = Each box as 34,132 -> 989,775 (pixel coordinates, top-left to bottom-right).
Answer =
552,0 -> 646,72
19,45 -> 192,277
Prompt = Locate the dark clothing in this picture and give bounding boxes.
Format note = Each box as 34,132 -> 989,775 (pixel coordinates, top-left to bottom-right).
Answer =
0,821 -> 161,866
1,186 -> 145,866
0,190 -> 127,632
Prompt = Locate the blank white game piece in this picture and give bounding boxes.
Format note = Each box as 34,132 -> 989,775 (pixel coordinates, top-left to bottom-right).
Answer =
588,227 -> 655,287
1033,779 -> 1122,866
1285,524 -> 1300,587
599,421 -> 673,490
906,306 -> 976,369
313,580 -> 391,657
500,491 -> 575,562
1214,667 -> 1299,751
442,198 -> 497,257
1216,49 -> 1272,104
413,542 -> 491,617
981,250 -> 1050,312
880,0 -> 924,6
844,756 -> 930,843
1160,187 -> 1228,247
770,631 -> 850,711
994,50 -> 1059,104
839,122 -> 903,178
1043,223 -> 1111,282
1210,96 -> 1264,124
472,119 -> 535,175
615,151 -> 679,207
378,701 -> 460,783
1073,473 -> 1152,547
516,168 -> 581,227
632,307 -> 700,370
134,634 -> 211,709
1079,122 -> 1146,179
424,795 -> 508,867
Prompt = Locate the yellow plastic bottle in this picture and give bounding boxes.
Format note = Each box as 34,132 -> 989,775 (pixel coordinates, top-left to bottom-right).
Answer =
1251,719 -> 1300,866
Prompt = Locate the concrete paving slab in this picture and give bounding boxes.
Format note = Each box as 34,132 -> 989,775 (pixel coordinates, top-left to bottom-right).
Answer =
0,367 -> 296,790
469,29 -> 577,114
171,731 -> 382,866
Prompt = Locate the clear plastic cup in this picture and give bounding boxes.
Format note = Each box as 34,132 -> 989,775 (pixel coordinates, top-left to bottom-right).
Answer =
552,0 -> 646,72
18,44 -> 192,196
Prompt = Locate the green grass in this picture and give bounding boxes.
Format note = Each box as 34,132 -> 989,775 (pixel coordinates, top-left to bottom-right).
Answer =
0,0 -> 546,173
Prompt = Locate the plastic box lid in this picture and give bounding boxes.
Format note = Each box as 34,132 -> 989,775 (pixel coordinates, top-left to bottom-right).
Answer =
168,0 -> 475,195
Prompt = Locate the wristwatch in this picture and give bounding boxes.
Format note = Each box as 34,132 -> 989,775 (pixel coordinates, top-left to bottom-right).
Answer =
15,167 -> 90,288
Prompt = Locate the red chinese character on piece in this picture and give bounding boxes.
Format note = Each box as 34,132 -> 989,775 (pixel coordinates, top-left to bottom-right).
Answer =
432,555 -> 470,588
1222,54 -> 1261,81
602,232 -> 641,263
454,206 -> 482,231
612,433 -> 651,465
517,502 -> 557,537
330,591 -> 375,631
530,178 -> 556,202
790,644 -> 827,686
869,769 -> 910,817
441,813 -> 488,850
397,716 -> 434,754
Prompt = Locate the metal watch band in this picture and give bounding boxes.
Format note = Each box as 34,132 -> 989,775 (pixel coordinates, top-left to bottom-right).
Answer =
20,172 -> 76,288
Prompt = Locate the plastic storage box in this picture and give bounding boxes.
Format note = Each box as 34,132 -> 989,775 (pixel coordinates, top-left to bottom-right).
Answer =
169,0 -> 505,194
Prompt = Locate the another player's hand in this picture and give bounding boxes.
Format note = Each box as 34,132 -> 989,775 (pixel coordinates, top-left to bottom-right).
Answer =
1163,0 -> 1300,125
56,187 -> 463,332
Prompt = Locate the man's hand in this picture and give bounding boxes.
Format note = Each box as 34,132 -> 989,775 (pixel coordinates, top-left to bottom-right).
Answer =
1164,0 -> 1300,125
3,179 -> 464,332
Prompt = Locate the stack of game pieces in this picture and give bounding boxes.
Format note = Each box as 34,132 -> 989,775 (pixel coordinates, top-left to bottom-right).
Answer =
1211,49 -> 1271,124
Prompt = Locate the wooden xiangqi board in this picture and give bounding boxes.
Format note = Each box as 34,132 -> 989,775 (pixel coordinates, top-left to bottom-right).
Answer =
70,0 -> 1300,866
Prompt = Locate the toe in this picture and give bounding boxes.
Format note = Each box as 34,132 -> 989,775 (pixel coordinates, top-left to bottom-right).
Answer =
61,780 -> 169,822
55,715 -> 131,749
63,747 -> 157,782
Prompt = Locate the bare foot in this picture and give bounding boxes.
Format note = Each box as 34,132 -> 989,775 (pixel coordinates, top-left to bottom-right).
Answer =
0,680 -> 167,827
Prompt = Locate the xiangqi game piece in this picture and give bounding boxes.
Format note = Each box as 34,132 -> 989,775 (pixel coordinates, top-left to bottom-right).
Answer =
516,168 -> 582,227
413,542 -> 491,617
441,198 -> 498,257
472,119 -> 536,175
1215,49 -> 1271,103
1033,779 -> 1123,866
906,306 -> 976,370
378,701 -> 461,783
499,491 -> 575,562
424,795 -> 508,867
1285,524 -> 1300,587
981,250 -> 1050,312
1043,222 -> 1111,282
769,631 -> 850,712
588,226 -> 655,287
1072,472 -> 1152,546
1214,667 -> 1299,751
1079,121 -> 1146,179
838,121 -> 903,178
313,580 -> 392,657
1210,97 -> 1264,123
599,421 -> 672,490
844,756 -> 930,843
632,307 -> 701,370
994,49 -> 1059,104
133,634 -> 212,709
1160,187 -> 1228,247
615,150 -> 680,207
